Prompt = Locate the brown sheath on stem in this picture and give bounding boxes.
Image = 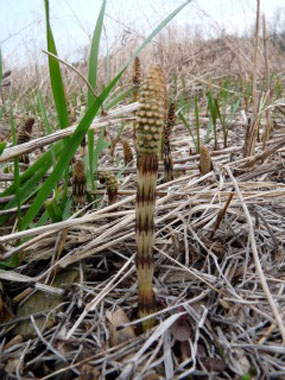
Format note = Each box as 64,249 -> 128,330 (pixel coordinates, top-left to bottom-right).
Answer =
135,65 -> 166,330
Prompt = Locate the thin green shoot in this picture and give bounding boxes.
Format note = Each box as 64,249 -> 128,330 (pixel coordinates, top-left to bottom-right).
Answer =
194,95 -> 200,153
10,107 -> 22,230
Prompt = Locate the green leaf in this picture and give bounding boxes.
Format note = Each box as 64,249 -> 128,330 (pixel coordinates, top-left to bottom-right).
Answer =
20,75 -> 121,230
0,142 -> 6,155
10,107 -> 21,229
87,0 -> 106,190
44,0 -> 69,129
37,88 -> 56,167
45,195 -> 63,223
178,111 -> 196,148
194,96 -> 200,153
0,254 -> 19,269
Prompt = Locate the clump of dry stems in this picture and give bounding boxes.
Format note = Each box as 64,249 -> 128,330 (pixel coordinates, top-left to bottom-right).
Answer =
135,65 -> 166,330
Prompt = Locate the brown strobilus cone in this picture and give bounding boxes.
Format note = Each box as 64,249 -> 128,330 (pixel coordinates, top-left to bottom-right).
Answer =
133,57 -> 141,150
199,145 -> 213,175
136,65 -> 166,330
164,103 -> 176,182
99,171 -> 118,205
72,159 -> 86,205
18,118 -> 35,164
122,139 -> 133,165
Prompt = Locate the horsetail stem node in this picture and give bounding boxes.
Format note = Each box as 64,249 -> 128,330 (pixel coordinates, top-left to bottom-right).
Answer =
18,117 -> 35,164
72,159 -> 86,205
99,171 -> 118,205
135,65 -> 166,330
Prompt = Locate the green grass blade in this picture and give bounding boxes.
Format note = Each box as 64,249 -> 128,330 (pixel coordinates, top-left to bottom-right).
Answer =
10,108 -> 21,230
0,142 -> 6,155
87,0 -> 106,190
178,111 -> 196,148
87,0 -> 106,106
208,91 -> 217,149
194,96 -> 200,153
37,88 -> 56,167
44,0 -> 69,129
124,0 -> 192,69
20,74 -> 121,230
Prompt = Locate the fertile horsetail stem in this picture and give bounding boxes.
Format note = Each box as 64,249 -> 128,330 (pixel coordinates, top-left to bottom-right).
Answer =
72,159 -> 86,205
100,171 -> 118,205
133,57 -> 141,149
164,103 -> 176,182
122,139 -> 133,165
18,118 -> 35,164
136,65 -> 166,330
199,145 -> 213,175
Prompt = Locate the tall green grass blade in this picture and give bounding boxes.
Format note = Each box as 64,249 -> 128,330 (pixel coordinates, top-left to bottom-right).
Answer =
37,88 -> 56,167
208,91 -> 218,149
44,0 -> 69,129
215,99 -> 226,148
0,164 -> 51,225
194,95 -> 200,153
179,111 -> 196,148
0,141 -> 64,198
2,0 -> 192,229
20,75 -> 121,230
124,0 -> 192,70
10,108 -> 21,230
87,0 -> 106,190
87,0 -> 106,106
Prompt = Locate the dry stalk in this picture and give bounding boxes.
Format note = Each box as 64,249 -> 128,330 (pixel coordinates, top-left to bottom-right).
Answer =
136,65 -> 166,329
226,166 -> 285,343
164,103 -> 176,182
100,171 -> 119,205
72,159 -> 86,205
133,57 -> 141,150
0,103 -> 139,163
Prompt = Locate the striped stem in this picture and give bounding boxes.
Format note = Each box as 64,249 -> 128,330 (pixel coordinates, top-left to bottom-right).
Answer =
135,65 -> 166,330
